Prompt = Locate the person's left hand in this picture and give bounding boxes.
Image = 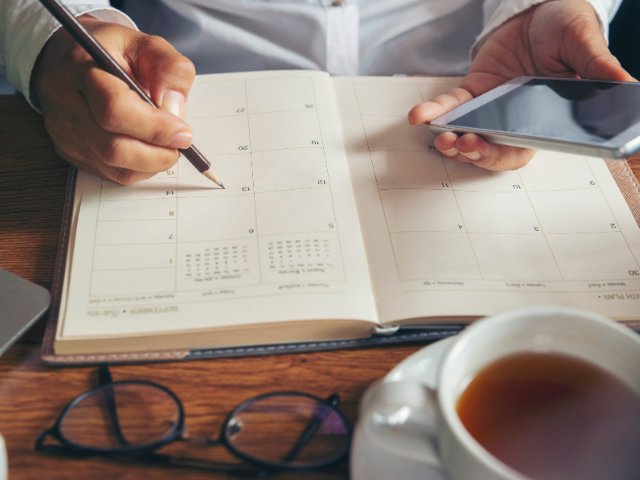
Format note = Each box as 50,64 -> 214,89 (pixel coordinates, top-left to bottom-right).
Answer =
408,0 -> 635,171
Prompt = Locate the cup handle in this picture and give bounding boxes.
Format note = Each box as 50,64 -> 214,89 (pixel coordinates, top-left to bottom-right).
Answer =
351,380 -> 449,480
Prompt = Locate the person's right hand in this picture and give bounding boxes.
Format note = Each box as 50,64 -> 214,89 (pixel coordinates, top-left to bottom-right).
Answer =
32,15 -> 195,185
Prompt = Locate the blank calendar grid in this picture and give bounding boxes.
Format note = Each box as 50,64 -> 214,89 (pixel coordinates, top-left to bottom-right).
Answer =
354,82 -> 640,283
89,77 -> 346,296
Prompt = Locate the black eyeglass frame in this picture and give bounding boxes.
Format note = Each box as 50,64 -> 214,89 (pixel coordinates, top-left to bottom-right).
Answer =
35,370 -> 352,473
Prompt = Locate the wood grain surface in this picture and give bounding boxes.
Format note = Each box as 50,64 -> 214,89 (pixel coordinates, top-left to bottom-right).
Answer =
0,95 -> 639,480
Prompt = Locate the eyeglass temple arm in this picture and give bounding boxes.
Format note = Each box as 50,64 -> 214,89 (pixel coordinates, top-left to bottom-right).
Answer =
281,394 -> 340,463
98,365 -> 130,447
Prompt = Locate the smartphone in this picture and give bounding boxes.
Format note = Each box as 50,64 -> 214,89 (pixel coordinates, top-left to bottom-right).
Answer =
429,77 -> 640,158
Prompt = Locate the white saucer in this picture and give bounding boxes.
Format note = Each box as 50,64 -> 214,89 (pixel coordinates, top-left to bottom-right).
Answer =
351,337 -> 456,480
384,336 -> 454,388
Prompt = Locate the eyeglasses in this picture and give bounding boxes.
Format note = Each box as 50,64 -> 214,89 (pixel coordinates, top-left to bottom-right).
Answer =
36,366 -> 351,476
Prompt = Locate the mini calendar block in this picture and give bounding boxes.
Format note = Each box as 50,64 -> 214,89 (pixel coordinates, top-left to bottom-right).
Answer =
259,233 -> 344,283
177,238 -> 260,290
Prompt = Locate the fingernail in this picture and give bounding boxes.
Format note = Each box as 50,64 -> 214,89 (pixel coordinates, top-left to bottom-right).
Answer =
171,131 -> 192,149
161,89 -> 185,118
440,147 -> 459,157
461,151 -> 481,161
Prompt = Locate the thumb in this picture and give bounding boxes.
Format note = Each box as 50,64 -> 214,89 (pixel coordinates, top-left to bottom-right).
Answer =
127,34 -> 196,118
560,11 -> 634,82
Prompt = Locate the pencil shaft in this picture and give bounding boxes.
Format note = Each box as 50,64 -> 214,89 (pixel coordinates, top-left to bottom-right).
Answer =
37,0 -> 219,181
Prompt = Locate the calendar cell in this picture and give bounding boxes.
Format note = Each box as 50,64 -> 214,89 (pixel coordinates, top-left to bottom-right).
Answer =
91,268 -> 175,296
252,148 -> 328,193
249,111 -> 322,152
444,161 -> 523,192
381,189 -> 464,233
456,191 -> 541,234
259,233 -> 344,282
100,178 -> 178,201
546,233 -> 639,280
177,238 -> 260,290
246,77 -> 315,114
362,116 -> 435,152
93,244 -> 176,270
189,116 -> 251,155
519,151 -> 598,191
372,151 -> 450,190
98,198 -> 177,221
469,234 -> 562,280
96,220 -> 176,245
391,232 -> 482,280
185,80 -> 247,119
355,83 -> 422,116
528,189 -> 617,233
255,188 -> 336,236
178,195 -> 256,242
177,154 -> 254,197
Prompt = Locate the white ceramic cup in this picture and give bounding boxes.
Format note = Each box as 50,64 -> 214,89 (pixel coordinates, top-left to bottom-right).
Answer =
0,433 -> 6,480
352,306 -> 640,480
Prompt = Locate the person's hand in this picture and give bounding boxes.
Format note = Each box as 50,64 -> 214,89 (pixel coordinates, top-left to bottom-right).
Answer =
32,15 -> 195,184
408,0 -> 634,171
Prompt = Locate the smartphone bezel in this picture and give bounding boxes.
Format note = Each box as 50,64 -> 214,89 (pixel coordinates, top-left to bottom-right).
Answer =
429,77 -> 640,158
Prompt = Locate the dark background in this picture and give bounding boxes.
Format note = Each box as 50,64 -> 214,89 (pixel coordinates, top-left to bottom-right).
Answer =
609,0 -> 640,80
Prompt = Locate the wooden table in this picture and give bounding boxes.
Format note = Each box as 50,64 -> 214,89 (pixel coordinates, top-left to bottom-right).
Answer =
1,96 -> 639,480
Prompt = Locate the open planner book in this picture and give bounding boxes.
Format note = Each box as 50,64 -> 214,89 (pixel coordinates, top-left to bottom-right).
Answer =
43,71 -> 640,364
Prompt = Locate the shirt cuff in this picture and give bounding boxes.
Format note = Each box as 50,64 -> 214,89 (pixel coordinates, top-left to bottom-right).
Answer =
6,4 -> 137,111
470,0 -> 608,61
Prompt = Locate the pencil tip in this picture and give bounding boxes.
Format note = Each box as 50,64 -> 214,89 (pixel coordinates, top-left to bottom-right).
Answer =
220,183 -> 225,189
202,168 -> 223,188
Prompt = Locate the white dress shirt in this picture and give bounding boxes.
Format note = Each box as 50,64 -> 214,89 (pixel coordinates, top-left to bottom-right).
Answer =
0,0 -> 622,109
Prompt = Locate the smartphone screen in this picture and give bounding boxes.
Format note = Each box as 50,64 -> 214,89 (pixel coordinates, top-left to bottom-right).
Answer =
449,79 -> 640,145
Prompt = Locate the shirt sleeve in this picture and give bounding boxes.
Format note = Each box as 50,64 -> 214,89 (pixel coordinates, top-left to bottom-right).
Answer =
471,0 -> 623,59
0,0 -> 137,109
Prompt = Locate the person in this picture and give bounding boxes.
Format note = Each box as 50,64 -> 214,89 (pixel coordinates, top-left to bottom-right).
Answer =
0,0 -> 633,185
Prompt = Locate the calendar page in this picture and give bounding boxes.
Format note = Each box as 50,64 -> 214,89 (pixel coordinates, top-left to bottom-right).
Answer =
333,77 -> 640,322
58,71 -> 377,341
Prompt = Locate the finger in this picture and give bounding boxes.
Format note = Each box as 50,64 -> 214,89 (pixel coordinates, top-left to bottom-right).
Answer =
127,35 -> 196,118
435,132 -> 480,165
434,131 -> 461,158
64,150 -> 157,185
102,166 -> 158,185
68,93 -> 181,173
408,87 -> 474,125
75,66 -> 193,149
42,73 -> 179,177
94,134 -> 180,173
455,133 -> 537,171
46,114 -> 158,185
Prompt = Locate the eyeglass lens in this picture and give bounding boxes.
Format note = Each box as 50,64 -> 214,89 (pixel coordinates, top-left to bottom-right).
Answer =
224,394 -> 349,467
59,384 -> 180,450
